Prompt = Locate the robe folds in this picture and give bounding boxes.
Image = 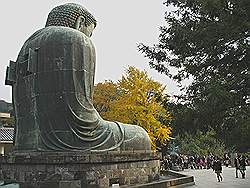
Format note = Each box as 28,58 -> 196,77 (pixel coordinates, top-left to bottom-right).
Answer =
13,26 -> 151,152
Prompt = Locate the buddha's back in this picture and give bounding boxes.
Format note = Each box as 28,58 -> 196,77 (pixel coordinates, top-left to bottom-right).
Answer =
7,3 -> 152,153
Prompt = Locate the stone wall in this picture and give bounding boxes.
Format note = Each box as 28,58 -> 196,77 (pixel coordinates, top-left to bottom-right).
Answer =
0,151 -> 161,188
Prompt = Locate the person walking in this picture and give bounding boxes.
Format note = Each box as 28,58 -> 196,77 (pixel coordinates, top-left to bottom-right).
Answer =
189,156 -> 195,169
224,153 -> 230,167
239,155 -> 247,179
234,153 -> 240,178
213,157 -> 223,182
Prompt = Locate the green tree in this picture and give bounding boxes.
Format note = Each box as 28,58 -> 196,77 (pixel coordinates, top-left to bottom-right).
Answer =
1,117 -> 15,127
165,102 -> 198,135
94,66 -> 172,149
139,0 -> 250,151
175,130 -> 225,156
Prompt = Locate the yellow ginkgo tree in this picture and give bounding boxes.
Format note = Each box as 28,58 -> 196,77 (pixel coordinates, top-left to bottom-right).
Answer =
93,81 -> 119,115
93,66 -> 172,149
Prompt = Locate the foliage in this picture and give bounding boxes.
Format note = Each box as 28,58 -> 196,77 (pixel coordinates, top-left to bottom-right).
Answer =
175,130 -> 225,156
0,116 -> 15,127
139,0 -> 249,86
93,81 -> 119,117
138,0 -> 250,152
93,66 -> 172,149
164,102 -> 198,135
224,116 -> 250,152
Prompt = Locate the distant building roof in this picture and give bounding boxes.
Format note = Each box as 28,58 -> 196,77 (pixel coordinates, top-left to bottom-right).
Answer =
0,127 -> 14,143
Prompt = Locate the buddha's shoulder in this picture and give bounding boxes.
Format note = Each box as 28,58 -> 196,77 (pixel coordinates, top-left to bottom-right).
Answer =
27,26 -> 89,43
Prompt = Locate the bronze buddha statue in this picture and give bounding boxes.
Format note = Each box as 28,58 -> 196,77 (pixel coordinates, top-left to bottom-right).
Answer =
6,3 -> 151,152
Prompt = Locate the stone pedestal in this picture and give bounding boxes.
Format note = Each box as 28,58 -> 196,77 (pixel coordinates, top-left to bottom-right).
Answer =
0,151 -> 161,188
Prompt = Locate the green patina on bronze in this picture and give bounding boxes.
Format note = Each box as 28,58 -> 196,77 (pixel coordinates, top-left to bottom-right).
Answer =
5,3 -> 151,152
46,3 -> 97,28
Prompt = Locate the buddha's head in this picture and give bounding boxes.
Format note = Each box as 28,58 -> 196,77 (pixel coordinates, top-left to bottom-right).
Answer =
45,3 -> 97,37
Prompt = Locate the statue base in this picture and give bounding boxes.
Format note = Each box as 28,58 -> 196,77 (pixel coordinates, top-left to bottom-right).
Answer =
0,151 -> 161,187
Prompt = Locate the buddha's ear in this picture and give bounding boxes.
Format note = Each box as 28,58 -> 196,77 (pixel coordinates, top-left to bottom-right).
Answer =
75,16 -> 85,30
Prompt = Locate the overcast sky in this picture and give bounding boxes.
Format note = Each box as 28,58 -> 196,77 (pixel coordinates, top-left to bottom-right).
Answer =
0,0 -> 179,103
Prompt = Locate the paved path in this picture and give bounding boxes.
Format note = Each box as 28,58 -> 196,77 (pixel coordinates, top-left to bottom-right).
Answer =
181,166 -> 249,188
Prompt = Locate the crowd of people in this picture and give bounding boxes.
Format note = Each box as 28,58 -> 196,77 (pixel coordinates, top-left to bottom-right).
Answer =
161,153 -> 248,182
